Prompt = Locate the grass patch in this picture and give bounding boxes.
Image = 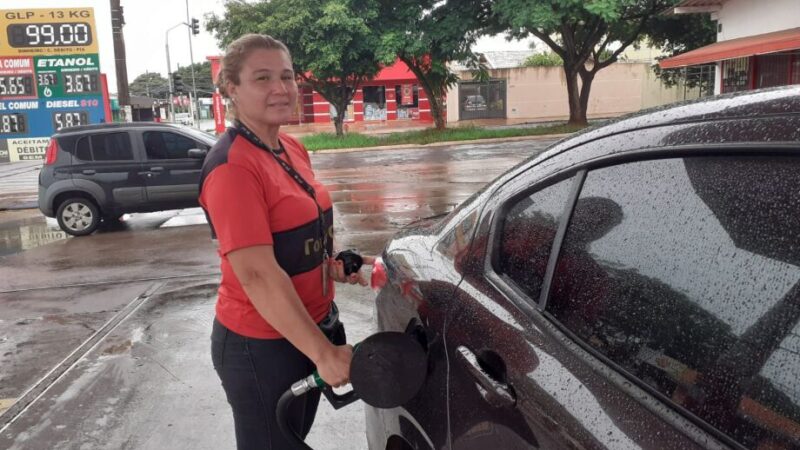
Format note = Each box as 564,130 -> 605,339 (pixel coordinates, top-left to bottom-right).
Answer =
300,123 -> 585,151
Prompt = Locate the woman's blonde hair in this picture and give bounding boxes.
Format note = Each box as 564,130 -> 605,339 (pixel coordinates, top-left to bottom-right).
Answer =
217,34 -> 292,118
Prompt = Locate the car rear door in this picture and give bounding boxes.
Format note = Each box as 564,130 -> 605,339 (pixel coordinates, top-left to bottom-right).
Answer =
69,131 -> 146,213
137,128 -> 207,210
443,153 -> 738,448
443,173 -> 592,449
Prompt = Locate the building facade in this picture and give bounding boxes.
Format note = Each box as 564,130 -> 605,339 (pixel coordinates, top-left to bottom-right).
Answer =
659,0 -> 800,94
298,59 -> 433,125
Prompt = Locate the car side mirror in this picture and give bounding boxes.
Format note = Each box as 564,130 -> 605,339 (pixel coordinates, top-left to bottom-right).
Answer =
188,148 -> 207,159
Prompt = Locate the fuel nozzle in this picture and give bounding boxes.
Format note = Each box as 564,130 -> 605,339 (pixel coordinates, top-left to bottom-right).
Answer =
335,249 -> 363,276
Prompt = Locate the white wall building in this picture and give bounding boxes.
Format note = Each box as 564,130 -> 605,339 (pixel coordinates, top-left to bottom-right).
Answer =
660,0 -> 800,94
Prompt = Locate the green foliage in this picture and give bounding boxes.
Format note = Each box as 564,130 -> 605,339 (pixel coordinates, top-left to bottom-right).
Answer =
301,123 -> 585,151
647,13 -> 717,87
130,63 -> 213,99
206,0 -> 386,135
128,72 -> 169,98
375,0 -> 495,129
174,62 -> 214,96
648,13 -> 717,57
493,0 -> 683,124
523,52 -> 563,67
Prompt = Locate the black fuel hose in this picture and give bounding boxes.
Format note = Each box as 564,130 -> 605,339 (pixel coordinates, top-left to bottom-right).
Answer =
277,388 -> 314,450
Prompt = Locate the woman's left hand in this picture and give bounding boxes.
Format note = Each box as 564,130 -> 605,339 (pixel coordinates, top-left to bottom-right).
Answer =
328,255 -> 375,286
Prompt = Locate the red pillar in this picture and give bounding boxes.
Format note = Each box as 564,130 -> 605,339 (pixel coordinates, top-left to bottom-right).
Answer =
417,89 -> 433,122
386,83 -> 397,121
100,73 -> 113,123
207,56 -> 227,133
353,89 -> 364,122
311,91 -> 331,123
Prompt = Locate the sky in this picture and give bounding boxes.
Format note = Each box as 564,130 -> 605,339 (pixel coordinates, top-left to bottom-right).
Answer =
0,0 -> 536,94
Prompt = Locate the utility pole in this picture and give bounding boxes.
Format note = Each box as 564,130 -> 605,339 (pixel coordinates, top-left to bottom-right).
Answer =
110,0 -> 130,120
165,23 -> 184,123
185,0 -> 199,128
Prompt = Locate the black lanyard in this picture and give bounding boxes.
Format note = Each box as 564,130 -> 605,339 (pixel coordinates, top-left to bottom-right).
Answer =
234,121 -> 330,261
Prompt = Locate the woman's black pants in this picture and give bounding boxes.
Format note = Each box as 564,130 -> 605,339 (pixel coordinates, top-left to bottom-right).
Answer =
211,315 -> 345,450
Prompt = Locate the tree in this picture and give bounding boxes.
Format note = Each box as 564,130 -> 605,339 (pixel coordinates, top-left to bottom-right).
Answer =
494,0 -> 682,126
128,72 -> 169,98
207,0 -> 385,136
647,13 -> 716,89
376,0 -> 494,130
174,62 -> 215,96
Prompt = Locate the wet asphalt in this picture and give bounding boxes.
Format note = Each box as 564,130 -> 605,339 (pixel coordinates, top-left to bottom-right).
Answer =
0,138 -> 555,449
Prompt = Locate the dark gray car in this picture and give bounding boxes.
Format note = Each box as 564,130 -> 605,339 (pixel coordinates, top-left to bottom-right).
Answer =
38,122 -> 215,236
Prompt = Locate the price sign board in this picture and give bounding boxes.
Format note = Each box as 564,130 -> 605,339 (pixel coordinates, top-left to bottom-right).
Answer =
34,54 -> 100,98
0,8 -> 103,163
0,8 -> 98,55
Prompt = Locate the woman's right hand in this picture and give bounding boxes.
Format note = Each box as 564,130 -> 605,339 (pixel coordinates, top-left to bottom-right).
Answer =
315,344 -> 353,388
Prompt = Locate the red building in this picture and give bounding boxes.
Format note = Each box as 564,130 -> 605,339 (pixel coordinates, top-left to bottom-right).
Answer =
299,59 -> 433,124
207,56 -> 433,133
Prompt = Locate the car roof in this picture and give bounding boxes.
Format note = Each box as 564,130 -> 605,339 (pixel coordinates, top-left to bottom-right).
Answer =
53,121 -> 191,136
548,85 -> 800,156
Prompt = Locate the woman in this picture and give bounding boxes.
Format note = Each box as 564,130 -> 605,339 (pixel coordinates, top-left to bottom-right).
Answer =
199,34 -> 371,449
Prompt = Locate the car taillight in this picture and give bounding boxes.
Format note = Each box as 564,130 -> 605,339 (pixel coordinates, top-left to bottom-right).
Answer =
371,257 -> 387,291
44,139 -> 58,165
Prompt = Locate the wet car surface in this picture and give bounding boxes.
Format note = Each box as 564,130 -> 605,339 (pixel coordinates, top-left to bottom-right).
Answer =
368,87 -> 800,450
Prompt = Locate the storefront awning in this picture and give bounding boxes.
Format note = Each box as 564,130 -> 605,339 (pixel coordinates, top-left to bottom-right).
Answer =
659,27 -> 800,69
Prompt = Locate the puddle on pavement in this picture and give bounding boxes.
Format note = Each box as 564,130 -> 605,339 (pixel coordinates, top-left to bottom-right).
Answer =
0,211 -> 69,257
0,209 -> 209,257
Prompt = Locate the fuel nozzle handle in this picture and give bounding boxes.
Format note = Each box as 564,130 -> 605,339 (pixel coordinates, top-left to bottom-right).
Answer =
288,344 -> 361,409
335,250 -> 363,276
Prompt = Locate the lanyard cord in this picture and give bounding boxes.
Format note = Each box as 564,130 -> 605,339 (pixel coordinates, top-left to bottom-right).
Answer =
234,121 -> 329,258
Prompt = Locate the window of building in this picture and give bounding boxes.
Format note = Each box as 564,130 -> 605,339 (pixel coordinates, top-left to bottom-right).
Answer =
143,131 -> 201,160
496,178 -> 573,301
756,53 -> 792,89
721,57 -> 751,93
363,86 -> 387,121
395,84 -> 419,119
546,156 -> 800,449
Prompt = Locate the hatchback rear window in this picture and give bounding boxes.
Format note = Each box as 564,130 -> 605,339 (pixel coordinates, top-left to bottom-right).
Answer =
73,132 -> 134,161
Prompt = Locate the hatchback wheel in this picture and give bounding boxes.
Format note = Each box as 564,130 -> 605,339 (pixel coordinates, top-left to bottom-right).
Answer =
56,198 -> 100,236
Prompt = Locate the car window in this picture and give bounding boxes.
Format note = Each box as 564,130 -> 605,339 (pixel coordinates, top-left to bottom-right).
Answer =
143,131 -> 201,160
74,136 -> 92,161
496,178 -> 573,301
88,132 -> 134,161
545,156 -> 800,449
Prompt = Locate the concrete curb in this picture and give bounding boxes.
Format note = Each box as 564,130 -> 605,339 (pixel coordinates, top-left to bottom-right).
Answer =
0,202 -> 37,211
311,133 -> 572,154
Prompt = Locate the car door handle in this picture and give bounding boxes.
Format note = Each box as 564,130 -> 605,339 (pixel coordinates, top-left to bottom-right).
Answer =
82,169 -> 96,175
137,171 -> 154,178
149,166 -> 164,172
456,346 -> 516,408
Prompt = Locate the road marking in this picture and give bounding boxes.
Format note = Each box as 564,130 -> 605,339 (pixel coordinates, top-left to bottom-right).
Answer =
0,282 -> 165,432
0,272 -> 219,295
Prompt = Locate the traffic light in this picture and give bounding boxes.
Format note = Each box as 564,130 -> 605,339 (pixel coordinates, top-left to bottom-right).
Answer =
172,72 -> 185,94
190,18 -> 200,36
